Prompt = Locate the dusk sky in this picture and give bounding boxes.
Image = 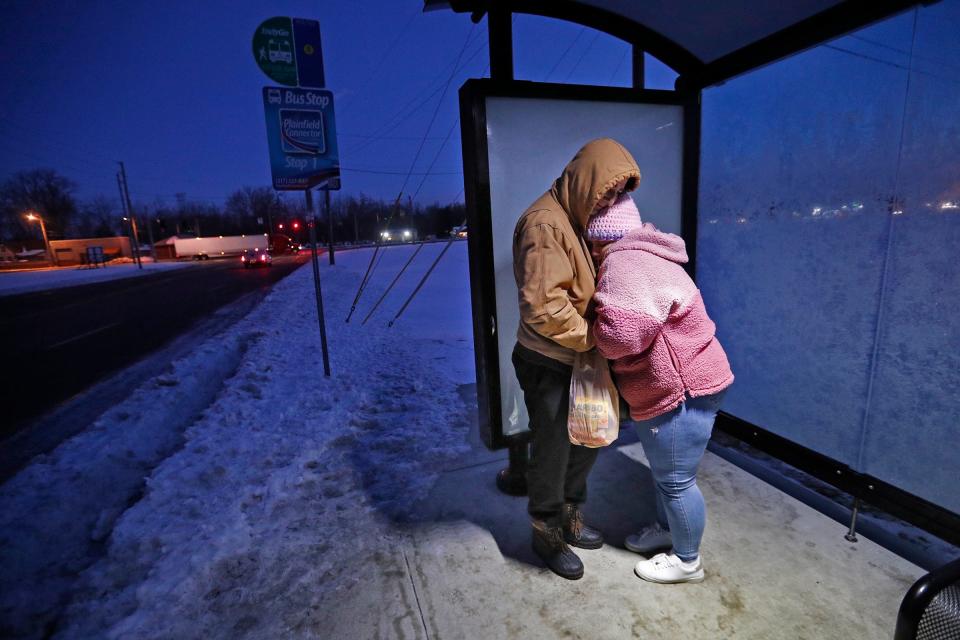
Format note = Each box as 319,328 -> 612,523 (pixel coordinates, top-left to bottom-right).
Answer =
0,1 -> 676,210
2,1 -> 956,214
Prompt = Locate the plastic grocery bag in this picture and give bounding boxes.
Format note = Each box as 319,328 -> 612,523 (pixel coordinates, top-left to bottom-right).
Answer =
568,350 -> 620,447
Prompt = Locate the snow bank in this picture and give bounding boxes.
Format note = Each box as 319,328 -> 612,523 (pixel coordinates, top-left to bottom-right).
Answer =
0,260 -> 193,297
0,241 -> 476,639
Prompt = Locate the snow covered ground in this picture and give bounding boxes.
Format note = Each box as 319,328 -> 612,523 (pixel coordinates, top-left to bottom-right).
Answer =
0,260 -> 193,296
0,241 -> 476,639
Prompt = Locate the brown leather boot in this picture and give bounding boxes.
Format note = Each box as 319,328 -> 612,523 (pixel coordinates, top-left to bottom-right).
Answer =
562,503 -> 604,549
531,519 -> 584,580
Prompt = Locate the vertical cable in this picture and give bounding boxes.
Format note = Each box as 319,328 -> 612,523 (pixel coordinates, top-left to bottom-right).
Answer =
856,8 -> 918,471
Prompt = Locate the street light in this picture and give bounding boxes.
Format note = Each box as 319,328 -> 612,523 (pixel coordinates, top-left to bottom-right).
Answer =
25,211 -> 56,266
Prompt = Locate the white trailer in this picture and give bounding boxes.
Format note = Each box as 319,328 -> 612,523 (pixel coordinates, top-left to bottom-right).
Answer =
171,235 -> 269,260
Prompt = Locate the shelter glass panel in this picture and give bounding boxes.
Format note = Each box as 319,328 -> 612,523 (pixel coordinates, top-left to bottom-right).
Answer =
696,13 -> 915,467
859,0 -> 960,514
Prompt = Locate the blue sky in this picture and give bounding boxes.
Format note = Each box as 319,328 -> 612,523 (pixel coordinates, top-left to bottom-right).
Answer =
0,1 -> 676,209
1,1 -> 955,213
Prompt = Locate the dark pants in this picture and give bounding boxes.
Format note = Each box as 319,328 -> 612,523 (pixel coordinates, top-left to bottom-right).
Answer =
512,344 -> 600,526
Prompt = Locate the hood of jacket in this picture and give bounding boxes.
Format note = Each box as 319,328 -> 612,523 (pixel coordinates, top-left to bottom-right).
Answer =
604,222 -> 688,264
550,138 -> 641,231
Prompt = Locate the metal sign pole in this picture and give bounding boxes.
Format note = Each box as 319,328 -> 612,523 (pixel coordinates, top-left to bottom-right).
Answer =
305,188 -> 331,377
325,186 -> 335,265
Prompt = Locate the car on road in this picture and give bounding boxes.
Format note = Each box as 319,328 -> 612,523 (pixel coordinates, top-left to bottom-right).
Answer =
241,248 -> 273,268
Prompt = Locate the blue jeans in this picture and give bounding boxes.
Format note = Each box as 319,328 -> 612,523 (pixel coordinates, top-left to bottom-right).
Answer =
633,391 -> 726,562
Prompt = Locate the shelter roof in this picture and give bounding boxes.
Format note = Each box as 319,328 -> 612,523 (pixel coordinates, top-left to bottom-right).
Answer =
424,0 -> 924,86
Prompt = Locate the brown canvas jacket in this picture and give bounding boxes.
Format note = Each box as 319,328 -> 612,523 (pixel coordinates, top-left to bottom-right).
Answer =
513,138 -> 642,365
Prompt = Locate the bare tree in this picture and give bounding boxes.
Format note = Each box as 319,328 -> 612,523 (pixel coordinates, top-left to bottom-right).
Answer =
0,169 -> 78,241
72,196 -> 120,238
224,186 -> 285,234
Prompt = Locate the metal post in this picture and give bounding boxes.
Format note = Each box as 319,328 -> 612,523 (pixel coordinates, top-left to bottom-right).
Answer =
306,188 -> 331,377
488,7 -> 513,81
845,498 -> 861,542
325,187 -> 335,265
496,442 -> 528,496
632,44 -> 645,89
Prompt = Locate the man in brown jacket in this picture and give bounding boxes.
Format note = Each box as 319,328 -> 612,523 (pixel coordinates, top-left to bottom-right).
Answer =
512,138 -> 641,579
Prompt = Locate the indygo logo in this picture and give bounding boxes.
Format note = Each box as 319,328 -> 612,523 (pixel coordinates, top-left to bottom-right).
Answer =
279,109 -> 326,155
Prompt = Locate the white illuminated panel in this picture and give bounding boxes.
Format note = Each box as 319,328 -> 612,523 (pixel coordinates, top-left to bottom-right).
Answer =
484,96 -> 684,435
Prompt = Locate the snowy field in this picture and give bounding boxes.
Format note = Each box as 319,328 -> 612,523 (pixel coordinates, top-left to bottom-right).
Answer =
0,241 -> 476,639
0,260 -> 194,297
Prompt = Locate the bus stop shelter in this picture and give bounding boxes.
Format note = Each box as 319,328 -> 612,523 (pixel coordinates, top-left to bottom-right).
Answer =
424,1 -> 960,638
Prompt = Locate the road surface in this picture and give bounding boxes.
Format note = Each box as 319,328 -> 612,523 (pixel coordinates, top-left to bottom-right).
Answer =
0,254 -> 310,439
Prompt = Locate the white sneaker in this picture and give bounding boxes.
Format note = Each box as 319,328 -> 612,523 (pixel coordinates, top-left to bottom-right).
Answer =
624,523 -> 672,553
634,552 -> 704,584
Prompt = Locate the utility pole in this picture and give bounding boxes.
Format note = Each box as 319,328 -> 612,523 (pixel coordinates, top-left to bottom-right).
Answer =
142,204 -> 156,262
266,193 -> 276,241
118,163 -> 154,262
353,199 -> 359,244
118,162 -> 144,268
116,170 -> 142,269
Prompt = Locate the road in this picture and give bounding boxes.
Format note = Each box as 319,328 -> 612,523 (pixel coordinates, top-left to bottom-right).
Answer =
0,254 -> 310,439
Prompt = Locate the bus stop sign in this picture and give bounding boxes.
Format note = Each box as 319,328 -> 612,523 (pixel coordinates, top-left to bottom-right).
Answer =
253,17 -> 324,88
253,17 -> 298,86
262,87 -> 340,190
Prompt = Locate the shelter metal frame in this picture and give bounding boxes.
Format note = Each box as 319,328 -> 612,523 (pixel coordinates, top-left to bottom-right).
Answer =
459,77 -> 701,449
432,0 -> 934,90
441,0 -> 960,543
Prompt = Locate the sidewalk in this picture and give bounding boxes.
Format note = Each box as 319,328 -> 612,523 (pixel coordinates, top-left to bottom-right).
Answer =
321,403 -> 922,639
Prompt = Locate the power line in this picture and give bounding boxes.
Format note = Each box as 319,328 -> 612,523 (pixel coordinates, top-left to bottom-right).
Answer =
346,23 -> 479,323
562,31 -> 602,83
849,34 -> 960,73
408,60 -> 489,203
607,47 -> 630,85
825,44 -> 960,84
338,132 -> 449,141
546,26 -> 586,81
349,6 -> 422,100
345,30 -> 488,156
394,23 -> 477,200
344,166 -> 461,176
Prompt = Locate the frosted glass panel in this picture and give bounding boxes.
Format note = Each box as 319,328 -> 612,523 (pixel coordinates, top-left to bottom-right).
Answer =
485,96 -> 684,435
697,14 -> 914,466
859,1 -> 960,513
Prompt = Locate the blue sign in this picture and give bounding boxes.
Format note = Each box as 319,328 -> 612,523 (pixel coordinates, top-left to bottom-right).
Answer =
262,87 -> 340,191
292,18 -> 325,88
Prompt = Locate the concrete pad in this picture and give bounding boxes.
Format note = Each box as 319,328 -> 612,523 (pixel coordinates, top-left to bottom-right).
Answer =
402,436 -> 923,639
311,547 -> 429,640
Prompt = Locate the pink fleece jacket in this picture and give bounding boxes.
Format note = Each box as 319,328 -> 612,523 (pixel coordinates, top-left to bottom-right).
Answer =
592,223 -> 734,420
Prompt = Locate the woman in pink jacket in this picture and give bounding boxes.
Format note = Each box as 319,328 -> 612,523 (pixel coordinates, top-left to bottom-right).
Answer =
588,193 -> 734,584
